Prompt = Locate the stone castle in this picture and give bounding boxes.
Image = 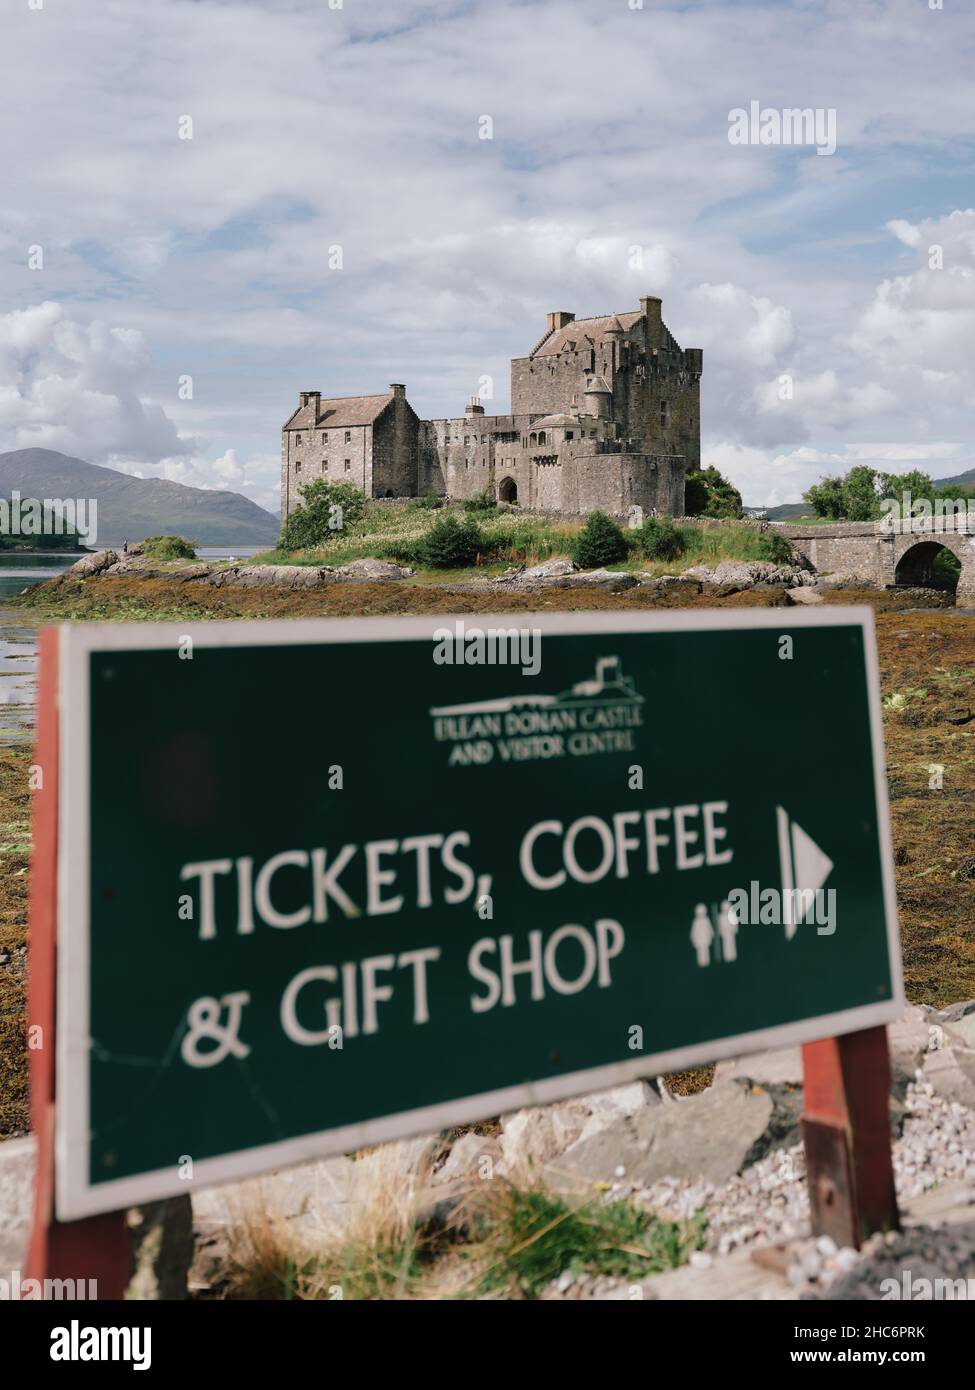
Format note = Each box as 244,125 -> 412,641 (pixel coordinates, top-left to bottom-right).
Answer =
280,295 -> 702,524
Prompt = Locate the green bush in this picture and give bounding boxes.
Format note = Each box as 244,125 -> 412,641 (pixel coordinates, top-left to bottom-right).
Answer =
636,517 -> 685,561
420,513 -> 483,569
755,531 -> 796,565
280,480 -> 366,550
407,491 -> 444,512
137,535 -> 197,561
463,489 -> 497,514
571,511 -> 629,568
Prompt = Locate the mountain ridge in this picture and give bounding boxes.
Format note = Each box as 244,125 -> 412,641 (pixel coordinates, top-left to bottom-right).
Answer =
0,449 -> 278,546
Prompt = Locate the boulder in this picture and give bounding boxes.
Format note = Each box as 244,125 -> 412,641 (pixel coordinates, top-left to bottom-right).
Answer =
562,569 -> 638,590
922,1044 -> 975,1109
60,550 -> 117,579
208,564 -> 336,590
335,557 -> 415,581
506,557 -> 577,583
785,587 -> 824,605
543,1080 -> 776,1192
0,1135 -> 34,1272
499,1081 -> 658,1176
432,1132 -> 502,1185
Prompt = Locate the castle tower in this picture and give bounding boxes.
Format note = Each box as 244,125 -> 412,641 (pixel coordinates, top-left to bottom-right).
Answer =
583,374 -> 612,419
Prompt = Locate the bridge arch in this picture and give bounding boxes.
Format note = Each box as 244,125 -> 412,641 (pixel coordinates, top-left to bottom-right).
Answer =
892,530 -> 975,597
894,540 -> 958,590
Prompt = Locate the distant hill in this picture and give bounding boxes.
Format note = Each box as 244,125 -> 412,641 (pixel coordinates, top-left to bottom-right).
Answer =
0,449 -> 279,547
750,502 -> 816,521
932,467 -> 975,492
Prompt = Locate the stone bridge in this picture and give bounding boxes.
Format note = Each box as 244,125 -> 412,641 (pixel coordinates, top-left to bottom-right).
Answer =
776,518 -> 975,599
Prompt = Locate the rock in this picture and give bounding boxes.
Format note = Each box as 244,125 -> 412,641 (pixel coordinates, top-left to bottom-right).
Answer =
922,1041 -> 975,1109
683,565 -> 713,581
561,569 -> 637,590
815,572 -> 870,590
656,575 -> 702,588
0,1135 -> 35,1272
517,558 -> 577,581
192,1154 -> 354,1251
543,1081 -> 776,1192
714,1047 -> 804,1089
61,550 -> 118,579
785,587 -> 824,604
126,1197 -> 194,1300
432,1132 -> 502,1185
499,1081 -> 658,1175
208,564 -> 336,590
708,561 -> 807,590
888,1006 -> 932,1099
335,557 -> 415,581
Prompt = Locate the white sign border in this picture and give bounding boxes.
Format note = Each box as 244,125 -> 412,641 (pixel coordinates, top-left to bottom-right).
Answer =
55,605 -> 904,1219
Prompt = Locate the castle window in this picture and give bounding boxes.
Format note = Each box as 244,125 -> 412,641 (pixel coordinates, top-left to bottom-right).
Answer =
295,433 -> 302,445
295,460 -> 302,470
566,431 -> 574,441
322,433 -> 327,444
344,459 -> 351,471
464,436 -> 470,446
660,401 -> 669,429
345,431 -> 352,443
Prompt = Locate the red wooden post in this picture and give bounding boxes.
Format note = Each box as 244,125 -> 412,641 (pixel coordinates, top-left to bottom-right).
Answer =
801,1026 -> 900,1250
25,627 -> 130,1298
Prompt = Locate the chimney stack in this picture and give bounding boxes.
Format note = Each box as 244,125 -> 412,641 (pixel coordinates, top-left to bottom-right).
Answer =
390,383 -> 406,399
640,296 -> 663,349
300,390 -> 321,422
546,311 -> 575,332
465,396 -> 485,416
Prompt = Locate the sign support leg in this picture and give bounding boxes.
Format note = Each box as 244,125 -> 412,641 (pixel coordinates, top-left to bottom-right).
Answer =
25,628 -> 130,1299
801,1026 -> 900,1250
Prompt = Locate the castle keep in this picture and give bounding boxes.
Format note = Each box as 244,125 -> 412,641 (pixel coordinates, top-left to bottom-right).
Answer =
280,296 -> 701,524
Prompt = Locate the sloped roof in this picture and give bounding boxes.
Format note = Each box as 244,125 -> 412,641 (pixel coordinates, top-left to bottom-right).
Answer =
284,392 -> 394,430
532,311 -> 643,358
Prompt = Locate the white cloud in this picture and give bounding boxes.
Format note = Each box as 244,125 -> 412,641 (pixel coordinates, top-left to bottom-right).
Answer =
0,302 -> 190,464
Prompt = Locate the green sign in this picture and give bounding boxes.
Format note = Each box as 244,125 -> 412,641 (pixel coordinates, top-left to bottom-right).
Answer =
53,609 -> 902,1218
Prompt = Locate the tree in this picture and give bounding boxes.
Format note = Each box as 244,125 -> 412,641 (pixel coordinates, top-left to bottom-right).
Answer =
572,511 -> 629,568
421,513 -> 482,568
636,516 -> 685,561
842,465 -> 882,521
683,466 -> 743,519
804,476 -> 846,519
280,479 -> 366,550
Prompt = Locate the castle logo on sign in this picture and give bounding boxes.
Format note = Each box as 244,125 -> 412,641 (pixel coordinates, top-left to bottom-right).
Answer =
430,656 -> 644,767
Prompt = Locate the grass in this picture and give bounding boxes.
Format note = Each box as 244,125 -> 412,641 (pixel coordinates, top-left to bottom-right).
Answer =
250,508 -> 796,578
217,1141 -> 702,1301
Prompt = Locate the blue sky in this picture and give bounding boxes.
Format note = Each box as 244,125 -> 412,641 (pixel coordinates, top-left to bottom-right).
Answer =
1,0 -> 973,510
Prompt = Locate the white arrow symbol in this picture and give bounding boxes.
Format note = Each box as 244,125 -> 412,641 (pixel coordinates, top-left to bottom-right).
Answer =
776,805 -> 834,941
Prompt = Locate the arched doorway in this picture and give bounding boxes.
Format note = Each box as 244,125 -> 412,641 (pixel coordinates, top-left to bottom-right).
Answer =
894,541 -> 960,591
498,476 -> 517,504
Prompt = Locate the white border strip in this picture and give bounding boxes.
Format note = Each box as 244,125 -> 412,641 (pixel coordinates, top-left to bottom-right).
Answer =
54,606 -> 904,1219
